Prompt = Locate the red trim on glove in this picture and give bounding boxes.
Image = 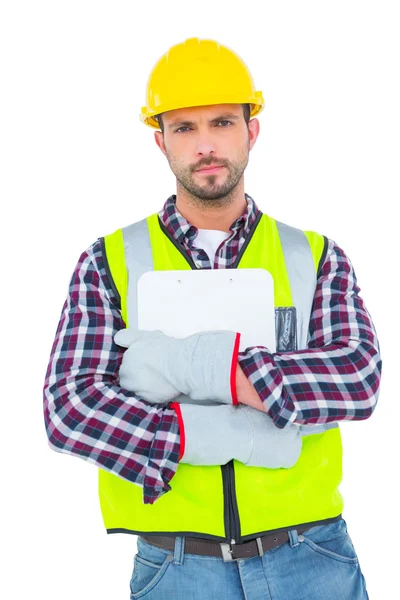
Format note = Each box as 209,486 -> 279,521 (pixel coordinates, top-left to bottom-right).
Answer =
170,402 -> 185,461
230,332 -> 241,406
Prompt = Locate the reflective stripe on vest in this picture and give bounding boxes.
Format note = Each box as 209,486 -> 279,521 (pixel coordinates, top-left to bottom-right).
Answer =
99,211 -> 344,540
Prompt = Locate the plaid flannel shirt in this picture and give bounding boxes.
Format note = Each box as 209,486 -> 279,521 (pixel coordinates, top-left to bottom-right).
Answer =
43,193 -> 382,504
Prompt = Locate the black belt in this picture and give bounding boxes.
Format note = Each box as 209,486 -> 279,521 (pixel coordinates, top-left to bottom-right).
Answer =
140,516 -> 341,562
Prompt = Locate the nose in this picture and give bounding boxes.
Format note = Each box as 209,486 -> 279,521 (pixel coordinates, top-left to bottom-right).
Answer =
194,132 -> 217,157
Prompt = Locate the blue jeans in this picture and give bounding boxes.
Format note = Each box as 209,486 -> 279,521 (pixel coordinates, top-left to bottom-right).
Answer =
129,517 -> 369,599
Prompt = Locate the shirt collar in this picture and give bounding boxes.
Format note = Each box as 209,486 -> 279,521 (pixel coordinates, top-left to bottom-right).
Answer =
158,193 -> 260,245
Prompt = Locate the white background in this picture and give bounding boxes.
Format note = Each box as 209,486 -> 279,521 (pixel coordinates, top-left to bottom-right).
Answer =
1,1 -> 398,599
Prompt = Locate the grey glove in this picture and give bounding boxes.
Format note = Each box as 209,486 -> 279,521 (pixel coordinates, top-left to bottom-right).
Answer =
240,405 -> 302,468
114,328 -> 238,405
178,402 -> 302,469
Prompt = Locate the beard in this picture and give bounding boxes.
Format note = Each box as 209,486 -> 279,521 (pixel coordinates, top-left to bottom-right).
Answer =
165,139 -> 250,207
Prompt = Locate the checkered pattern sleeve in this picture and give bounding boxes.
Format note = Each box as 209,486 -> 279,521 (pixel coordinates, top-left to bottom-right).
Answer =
42,239 -> 181,504
237,237 -> 382,429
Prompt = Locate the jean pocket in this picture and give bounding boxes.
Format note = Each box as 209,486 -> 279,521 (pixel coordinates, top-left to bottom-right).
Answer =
299,518 -> 359,564
130,538 -> 174,598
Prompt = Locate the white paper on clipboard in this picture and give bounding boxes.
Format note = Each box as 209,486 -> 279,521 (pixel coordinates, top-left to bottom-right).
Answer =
137,268 -> 276,353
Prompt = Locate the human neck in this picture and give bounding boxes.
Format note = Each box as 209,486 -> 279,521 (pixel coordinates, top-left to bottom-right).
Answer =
174,183 -> 247,233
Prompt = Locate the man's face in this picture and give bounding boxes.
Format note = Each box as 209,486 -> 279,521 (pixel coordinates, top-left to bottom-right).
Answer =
154,104 -> 259,201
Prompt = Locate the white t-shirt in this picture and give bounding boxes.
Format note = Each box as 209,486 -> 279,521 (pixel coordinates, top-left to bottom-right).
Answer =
194,229 -> 231,268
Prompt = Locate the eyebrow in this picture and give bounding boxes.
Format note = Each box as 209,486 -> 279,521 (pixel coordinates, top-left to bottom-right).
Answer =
168,113 -> 241,129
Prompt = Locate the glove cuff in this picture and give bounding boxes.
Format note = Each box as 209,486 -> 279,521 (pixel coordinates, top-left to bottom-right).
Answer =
170,402 -> 185,461
176,403 -> 252,466
189,331 -> 241,405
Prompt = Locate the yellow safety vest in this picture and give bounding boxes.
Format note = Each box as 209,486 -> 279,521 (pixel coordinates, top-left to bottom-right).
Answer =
98,210 -> 344,542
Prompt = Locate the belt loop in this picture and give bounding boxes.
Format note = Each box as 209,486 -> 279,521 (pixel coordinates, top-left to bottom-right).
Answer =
173,536 -> 185,565
288,528 -> 300,548
256,537 -> 264,557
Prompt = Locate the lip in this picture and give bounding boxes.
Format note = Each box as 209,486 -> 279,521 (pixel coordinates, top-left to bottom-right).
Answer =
196,166 -> 224,174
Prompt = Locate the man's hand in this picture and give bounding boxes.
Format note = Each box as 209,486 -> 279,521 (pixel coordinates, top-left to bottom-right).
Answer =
236,364 -> 267,412
114,327 -> 239,405
178,403 -> 302,468
114,328 -> 182,403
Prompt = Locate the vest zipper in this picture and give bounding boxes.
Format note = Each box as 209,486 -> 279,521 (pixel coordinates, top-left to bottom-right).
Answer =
156,210 -> 262,545
222,461 -> 240,544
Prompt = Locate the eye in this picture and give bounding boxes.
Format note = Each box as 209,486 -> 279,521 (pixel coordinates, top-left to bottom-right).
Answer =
175,119 -> 232,133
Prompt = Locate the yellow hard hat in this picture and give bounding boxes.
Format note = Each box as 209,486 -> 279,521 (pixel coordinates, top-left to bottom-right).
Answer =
140,37 -> 265,129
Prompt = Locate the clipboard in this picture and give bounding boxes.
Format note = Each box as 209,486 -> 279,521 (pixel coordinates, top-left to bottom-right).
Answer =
137,268 -> 276,353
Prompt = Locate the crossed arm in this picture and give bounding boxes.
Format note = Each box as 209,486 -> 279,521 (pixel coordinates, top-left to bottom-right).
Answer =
43,236 -> 381,504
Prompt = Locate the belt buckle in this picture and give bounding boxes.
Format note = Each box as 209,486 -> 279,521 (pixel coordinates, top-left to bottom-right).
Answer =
220,537 -> 264,562
220,542 -> 238,562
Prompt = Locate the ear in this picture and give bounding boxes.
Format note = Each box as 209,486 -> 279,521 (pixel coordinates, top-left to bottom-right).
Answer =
154,130 -> 167,157
248,118 -> 260,151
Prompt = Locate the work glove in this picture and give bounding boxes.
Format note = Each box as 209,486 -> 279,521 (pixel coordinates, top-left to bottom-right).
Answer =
114,328 -> 239,405
177,402 -> 303,469
240,405 -> 302,467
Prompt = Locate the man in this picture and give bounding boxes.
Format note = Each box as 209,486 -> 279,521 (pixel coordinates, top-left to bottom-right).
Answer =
43,37 -> 381,599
